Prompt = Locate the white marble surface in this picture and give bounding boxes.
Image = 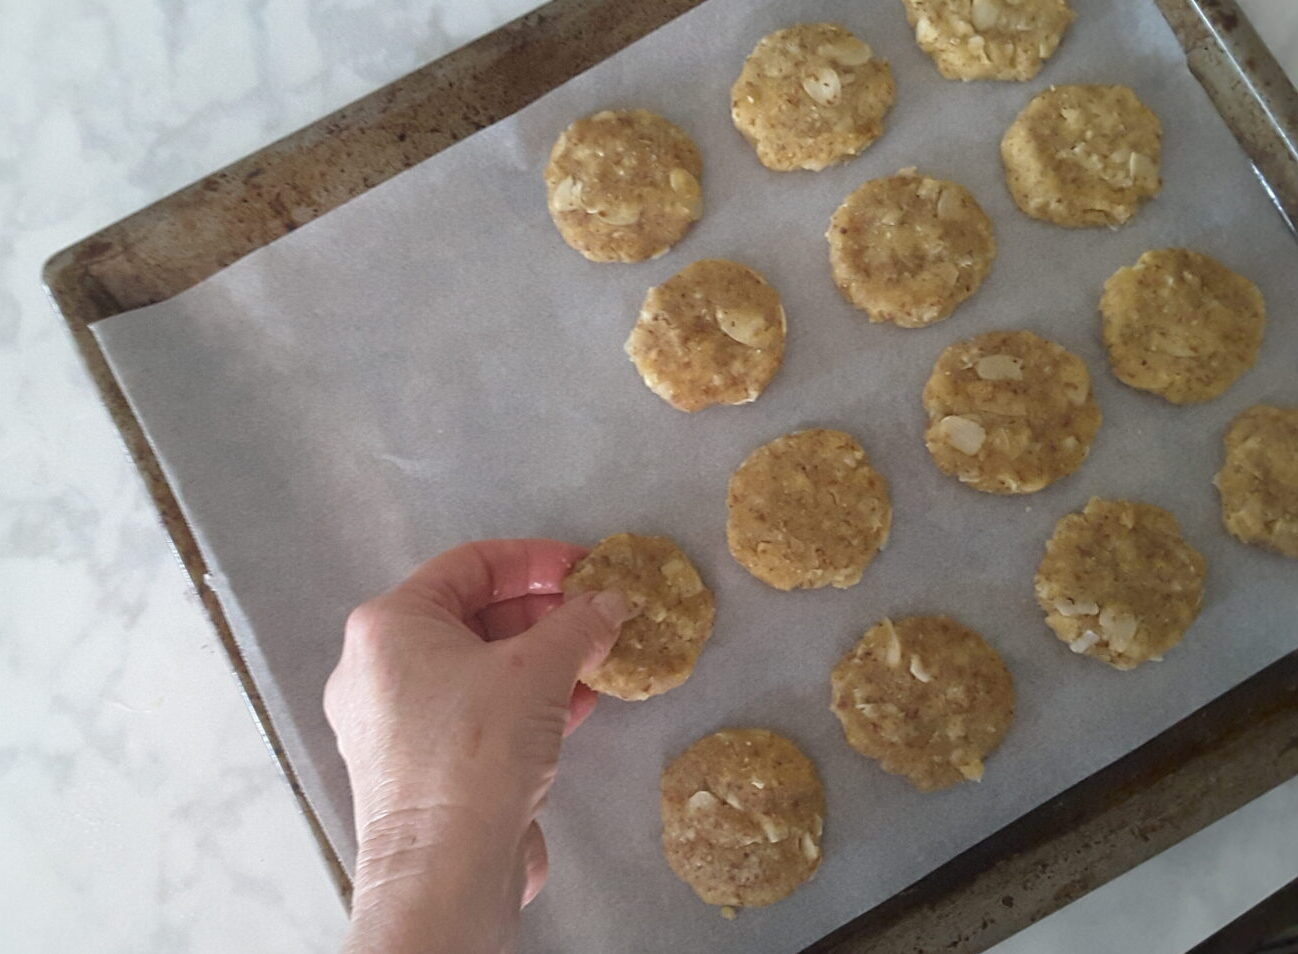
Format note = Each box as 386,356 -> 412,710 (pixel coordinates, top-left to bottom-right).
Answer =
1,2 -> 1294,952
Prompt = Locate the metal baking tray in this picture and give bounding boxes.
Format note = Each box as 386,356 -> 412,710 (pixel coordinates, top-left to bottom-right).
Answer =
43,1 -> 1298,950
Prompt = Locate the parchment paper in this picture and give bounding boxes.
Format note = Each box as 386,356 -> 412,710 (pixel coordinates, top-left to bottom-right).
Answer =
94,0 -> 1298,950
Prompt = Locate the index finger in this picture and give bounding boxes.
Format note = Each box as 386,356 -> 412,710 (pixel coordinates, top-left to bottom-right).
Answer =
396,538 -> 587,622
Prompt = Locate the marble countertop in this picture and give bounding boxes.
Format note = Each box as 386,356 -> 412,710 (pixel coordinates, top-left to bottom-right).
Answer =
3,2 -> 1295,952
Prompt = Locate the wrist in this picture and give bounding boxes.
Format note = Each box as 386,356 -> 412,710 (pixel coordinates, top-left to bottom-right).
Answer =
347,806 -> 527,954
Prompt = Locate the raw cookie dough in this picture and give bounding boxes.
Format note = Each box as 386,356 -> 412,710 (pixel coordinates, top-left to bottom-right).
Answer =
661,728 -> 825,908
731,23 -> 895,172
544,109 -> 703,263
562,533 -> 715,700
902,0 -> 1075,81
1215,405 -> 1298,559
1035,498 -> 1207,669
923,330 -> 1101,494
1101,248 -> 1266,404
625,259 -> 787,412
830,616 -> 1014,791
827,168 -> 996,327
1001,84 -> 1162,227
727,429 -> 892,590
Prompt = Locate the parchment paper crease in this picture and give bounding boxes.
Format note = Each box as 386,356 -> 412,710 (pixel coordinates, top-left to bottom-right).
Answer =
95,0 -> 1297,950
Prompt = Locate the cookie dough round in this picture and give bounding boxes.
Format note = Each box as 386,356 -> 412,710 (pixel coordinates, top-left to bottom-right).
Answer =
902,0 -> 1075,81
1001,84 -> 1162,227
544,109 -> 703,263
830,616 -> 1014,791
923,330 -> 1102,494
731,23 -> 895,172
828,168 -> 996,327
625,259 -> 787,412
661,728 -> 825,908
1035,498 -> 1207,669
727,429 -> 892,590
1215,405 -> 1298,559
562,533 -> 715,700
1101,249 -> 1266,404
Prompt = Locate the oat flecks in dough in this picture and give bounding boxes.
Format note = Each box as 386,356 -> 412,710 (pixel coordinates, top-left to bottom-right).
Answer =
562,533 -> 715,700
828,168 -> 996,328
625,259 -> 787,412
726,429 -> 892,590
923,329 -> 1101,494
1035,498 -> 1207,670
1216,405 -> 1298,559
1101,248 -> 1266,404
902,0 -> 1075,81
830,616 -> 1015,791
731,23 -> 895,172
661,728 -> 825,908
1001,84 -> 1162,227
544,109 -> 703,263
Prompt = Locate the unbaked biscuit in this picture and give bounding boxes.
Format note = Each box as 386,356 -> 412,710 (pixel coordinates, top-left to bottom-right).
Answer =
1101,249 -> 1266,404
828,168 -> 996,327
1035,498 -> 1207,669
731,23 -> 895,172
1001,84 -> 1162,227
902,0 -> 1075,81
1215,405 -> 1298,559
562,533 -> 715,700
625,259 -> 786,412
544,109 -> 703,262
727,429 -> 892,590
923,330 -> 1101,494
661,728 -> 825,908
830,616 -> 1014,791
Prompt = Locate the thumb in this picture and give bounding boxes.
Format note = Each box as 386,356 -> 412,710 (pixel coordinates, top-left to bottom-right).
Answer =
516,590 -> 629,693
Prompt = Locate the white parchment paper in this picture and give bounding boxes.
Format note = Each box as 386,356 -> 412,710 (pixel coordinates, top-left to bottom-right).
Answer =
94,0 -> 1298,950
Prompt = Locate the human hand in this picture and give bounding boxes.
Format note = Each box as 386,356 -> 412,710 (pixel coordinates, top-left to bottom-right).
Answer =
323,539 -> 629,954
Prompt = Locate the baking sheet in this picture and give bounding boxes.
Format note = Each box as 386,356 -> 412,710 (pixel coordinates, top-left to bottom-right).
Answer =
93,0 -> 1298,950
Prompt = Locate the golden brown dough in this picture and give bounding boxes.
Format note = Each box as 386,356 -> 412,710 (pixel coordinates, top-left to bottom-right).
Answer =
831,616 -> 1015,791
1101,249 -> 1265,404
828,168 -> 996,328
562,533 -> 715,700
661,728 -> 825,907
625,259 -> 786,412
1001,85 -> 1161,227
726,429 -> 892,590
731,23 -> 895,172
1035,498 -> 1207,669
1215,405 -> 1298,559
923,330 -> 1101,494
544,109 -> 702,262
901,0 -> 1075,81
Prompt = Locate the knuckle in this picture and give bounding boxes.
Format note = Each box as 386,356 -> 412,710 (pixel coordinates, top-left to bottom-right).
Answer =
321,667 -> 345,721
344,597 -> 392,647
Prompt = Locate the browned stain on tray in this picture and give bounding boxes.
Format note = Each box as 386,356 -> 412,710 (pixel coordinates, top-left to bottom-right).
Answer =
42,0 -> 1298,950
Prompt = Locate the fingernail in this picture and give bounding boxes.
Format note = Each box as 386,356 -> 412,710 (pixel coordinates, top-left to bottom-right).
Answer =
591,589 -> 629,627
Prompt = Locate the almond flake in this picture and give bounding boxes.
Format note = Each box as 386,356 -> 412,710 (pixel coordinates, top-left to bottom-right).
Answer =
819,37 -> 874,66
971,0 -> 1000,32
1070,630 -> 1101,654
801,67 -> 842,106
1054,597 -> 1099,618
687,790 -> 719,811
975,355 -> 1024,381
800,831 -> 820,861
550,176 -> 583,212
909,654 -> 934,683
939,415 -> 987,455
